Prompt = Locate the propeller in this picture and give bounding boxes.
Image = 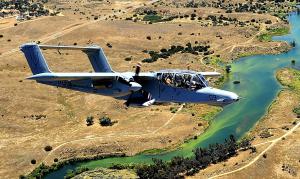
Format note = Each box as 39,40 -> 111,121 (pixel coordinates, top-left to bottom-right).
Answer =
238,96 -> 246,100
124,63 -> 145,107
135,62 -> 141,76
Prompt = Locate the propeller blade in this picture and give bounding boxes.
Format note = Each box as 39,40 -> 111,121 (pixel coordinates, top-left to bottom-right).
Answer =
135,63 -> 141,76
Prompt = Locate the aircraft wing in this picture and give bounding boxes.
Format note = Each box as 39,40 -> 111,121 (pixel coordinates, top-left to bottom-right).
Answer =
27,72 -> 156,81
199,72 -> 221,77
27,72 -> 122,81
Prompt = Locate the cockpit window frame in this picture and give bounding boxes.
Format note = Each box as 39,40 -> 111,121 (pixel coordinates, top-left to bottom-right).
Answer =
157,72 -> 208,90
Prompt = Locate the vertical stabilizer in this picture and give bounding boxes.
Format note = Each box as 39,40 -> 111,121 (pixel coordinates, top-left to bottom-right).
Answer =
20,43 -> 50,75
83,47 -> 113,72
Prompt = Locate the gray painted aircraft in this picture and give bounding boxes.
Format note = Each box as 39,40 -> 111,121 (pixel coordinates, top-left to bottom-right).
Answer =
20,43 -> 239,107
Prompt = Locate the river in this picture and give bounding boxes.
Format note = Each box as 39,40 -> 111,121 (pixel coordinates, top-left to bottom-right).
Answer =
45,12 -> 300,179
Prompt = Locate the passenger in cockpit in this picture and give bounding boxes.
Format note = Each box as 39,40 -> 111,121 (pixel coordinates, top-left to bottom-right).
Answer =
166,77 -> 172,85
174,74 -> 183,88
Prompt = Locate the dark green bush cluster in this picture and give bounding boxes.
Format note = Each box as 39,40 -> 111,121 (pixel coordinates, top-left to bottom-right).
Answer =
293,106 -> 300,115
25,153 -> 126,178
142,43 -> 211,63
143,14 -> 162,23
0,0 -> 50,18
136,135 -> 240,179
124,57 -> 132,61
86,116 -> 94,126
99,116 -> 117,126
184,0 -> 294,16
65,167 -> 89,179
26,163 -> 51,179
170,107 -> 178,113
31,159 -> 36,165
142,14 -> 178,23
44,145 -> 52,152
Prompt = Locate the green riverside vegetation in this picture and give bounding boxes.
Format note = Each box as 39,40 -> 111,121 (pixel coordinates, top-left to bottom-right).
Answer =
277,68 -> 300,116
258,27 -> 290,42
108,135 -> 253,179
23,154 -> 125,179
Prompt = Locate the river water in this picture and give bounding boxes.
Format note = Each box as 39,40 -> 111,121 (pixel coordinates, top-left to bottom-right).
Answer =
45,13 -> 300,179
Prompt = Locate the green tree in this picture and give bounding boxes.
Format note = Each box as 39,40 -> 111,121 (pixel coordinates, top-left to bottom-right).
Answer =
99,116 -> 113,126
86,116 -> 94,126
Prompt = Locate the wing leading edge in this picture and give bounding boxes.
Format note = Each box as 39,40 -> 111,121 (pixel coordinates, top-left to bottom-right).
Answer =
27,72 -> 156,81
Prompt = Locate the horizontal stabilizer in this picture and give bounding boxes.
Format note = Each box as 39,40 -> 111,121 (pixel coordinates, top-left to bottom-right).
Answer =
39,44 -> 113,73
39,44 -> 100,51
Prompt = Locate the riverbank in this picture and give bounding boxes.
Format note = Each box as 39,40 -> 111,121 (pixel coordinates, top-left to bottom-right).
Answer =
190,68 -> 300,178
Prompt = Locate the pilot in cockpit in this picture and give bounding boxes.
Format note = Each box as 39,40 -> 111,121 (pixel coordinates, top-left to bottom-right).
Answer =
161,73 -> 206,90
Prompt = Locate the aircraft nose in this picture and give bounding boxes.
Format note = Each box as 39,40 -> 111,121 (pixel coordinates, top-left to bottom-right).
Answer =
129,82 -> 142,92
215,89 -> 239,105
229,92 -> 239,102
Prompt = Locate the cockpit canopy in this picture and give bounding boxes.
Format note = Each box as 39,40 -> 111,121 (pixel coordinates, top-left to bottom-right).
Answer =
157,72 -> 208,90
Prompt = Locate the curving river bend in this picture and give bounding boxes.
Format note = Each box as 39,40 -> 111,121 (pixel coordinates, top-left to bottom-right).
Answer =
45,13 -> 300,179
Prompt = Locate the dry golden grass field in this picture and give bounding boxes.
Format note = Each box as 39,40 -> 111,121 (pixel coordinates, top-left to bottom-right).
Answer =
0,0 -> 297,178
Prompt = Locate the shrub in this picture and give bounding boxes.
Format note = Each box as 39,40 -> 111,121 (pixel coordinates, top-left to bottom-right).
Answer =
65,169 -> 75,179
170,107 -> 178,113
99,116 -> 114,126
142,58 -> 156,63
265,20 -> 272,24
19,175 -> 26,179
0,34 -> 3,38
106,43 -> 112,48
146,36 -> 151,40
293,106 -> 300,115
54,158 -> 58,162
65,167 -> 89,179
124,57 -> 132,61
44,145 -> 53,152
86,116 -> 94,126
263,153 -> 267,158
31,159 -> 36,164
143,14 -> 162,23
